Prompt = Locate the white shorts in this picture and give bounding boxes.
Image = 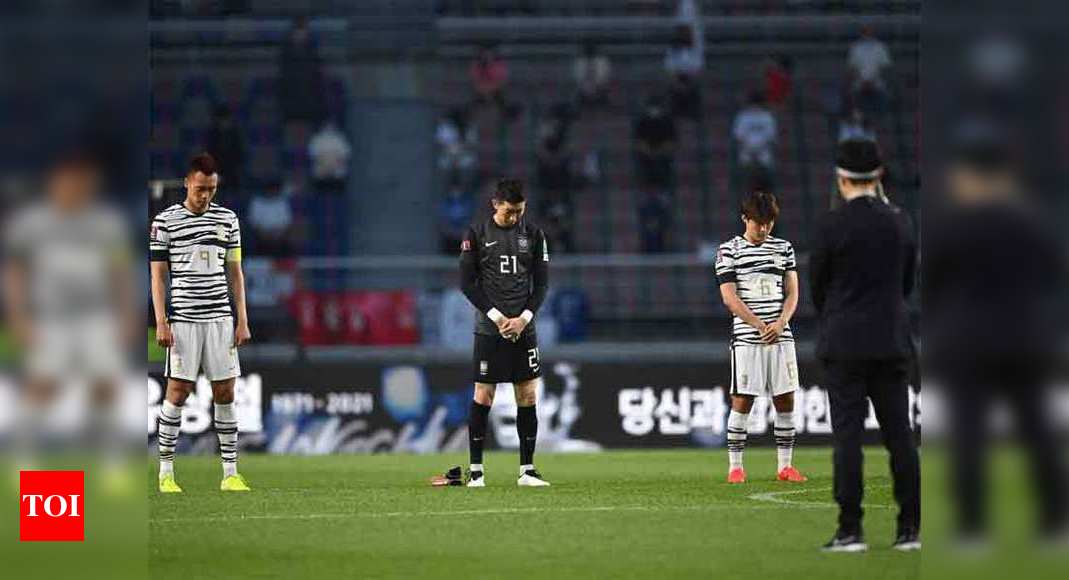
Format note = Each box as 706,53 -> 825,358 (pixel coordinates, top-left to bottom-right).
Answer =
730,342 -> 799,398
165,319 -> 240,382
27,315 -> 124,381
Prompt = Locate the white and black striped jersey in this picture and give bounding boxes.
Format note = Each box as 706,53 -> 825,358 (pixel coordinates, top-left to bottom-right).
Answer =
149,203 -> 241,323
715,235 -> 797,345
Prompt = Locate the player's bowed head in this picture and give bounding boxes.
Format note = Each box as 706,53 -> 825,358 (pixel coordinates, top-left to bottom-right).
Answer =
490,178 -> 526,228
184,153 -> 220,214
740,190 -> 779,245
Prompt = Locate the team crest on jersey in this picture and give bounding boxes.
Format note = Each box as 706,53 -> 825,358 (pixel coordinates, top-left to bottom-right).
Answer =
517,236 -> 529,251
461,239 -> 471,252
479,360 -> 488,375
216,224 -> 227,239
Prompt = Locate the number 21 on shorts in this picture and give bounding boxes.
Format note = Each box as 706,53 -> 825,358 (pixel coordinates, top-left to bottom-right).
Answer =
527,348 -> 540,370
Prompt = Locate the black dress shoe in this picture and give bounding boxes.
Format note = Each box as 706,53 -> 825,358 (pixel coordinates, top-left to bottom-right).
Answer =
822,530 -> 868,553
893,528 -> 921,552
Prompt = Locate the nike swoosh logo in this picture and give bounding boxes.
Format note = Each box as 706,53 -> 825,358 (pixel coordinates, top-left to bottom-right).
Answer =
484,241 -> 498,247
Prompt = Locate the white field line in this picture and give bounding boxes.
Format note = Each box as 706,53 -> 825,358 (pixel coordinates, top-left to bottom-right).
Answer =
747,485 -> 894,509
152,502 -> 799,524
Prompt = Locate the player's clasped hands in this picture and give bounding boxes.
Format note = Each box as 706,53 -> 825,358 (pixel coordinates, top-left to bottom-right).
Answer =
759,320 -> 785,344
497,317 -> 527,342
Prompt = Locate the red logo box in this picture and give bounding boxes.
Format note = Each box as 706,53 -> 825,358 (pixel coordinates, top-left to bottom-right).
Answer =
19,471 -> 84,542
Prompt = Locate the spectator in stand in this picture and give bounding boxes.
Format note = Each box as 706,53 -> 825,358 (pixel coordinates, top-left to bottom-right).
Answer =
764,55 -> 794,109
573,41 -> 612,110
838,108 -> 876,143
436,107 -> 479,190
308,118 -> 351,195
638,192 -> 673,253
248,182 -> 297,257
633,96 -> 678,191
664,24 -> 704,119
536,113 -> 572,194
278,17 -> 327,127
535,111 -> 576,253
846,26 -> 893,116
439,184 -> 475,255
732,91 -> 778,188
204,105 -> 245,194
469,44 -> 519,120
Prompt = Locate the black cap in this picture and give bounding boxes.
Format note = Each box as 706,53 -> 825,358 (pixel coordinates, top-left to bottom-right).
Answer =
836,138 -> 883,179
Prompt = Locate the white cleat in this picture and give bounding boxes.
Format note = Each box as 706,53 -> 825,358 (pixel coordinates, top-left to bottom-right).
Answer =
517,469 -> 551,487
466,471 -> 485,487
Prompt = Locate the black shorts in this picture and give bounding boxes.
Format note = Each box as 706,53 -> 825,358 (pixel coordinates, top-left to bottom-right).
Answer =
472,332 -> 542,384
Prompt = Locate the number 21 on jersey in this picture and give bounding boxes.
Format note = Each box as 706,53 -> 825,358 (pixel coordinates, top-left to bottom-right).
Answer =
499,255 -> 518,274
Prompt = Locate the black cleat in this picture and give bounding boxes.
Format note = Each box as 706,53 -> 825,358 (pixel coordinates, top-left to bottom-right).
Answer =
429,466 -> 465,487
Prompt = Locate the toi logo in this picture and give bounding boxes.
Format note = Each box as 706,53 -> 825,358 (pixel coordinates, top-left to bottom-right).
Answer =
19,471 -> 84,542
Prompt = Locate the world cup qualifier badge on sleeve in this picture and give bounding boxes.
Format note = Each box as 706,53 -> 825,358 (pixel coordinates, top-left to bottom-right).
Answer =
20,471 -> 85,542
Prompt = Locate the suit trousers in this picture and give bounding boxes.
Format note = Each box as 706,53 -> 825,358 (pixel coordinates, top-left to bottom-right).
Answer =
823,358 -> 920,535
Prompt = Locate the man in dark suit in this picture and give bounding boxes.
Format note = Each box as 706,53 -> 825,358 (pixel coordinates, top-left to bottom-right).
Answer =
810,139 -> 920,553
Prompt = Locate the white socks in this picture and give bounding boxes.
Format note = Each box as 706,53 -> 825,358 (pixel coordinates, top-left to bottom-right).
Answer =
470,463 -> 484,473
774,411 -> 796,471
215,403 -> 239,477
157,400 -> 182,478
519,464 -> 534,476
726,411 -> 749,470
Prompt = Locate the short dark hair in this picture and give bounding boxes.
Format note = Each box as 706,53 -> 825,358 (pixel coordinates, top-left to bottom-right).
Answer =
493,179 -> 525,203
740,191 -> 779,223
188,152 -> 218,177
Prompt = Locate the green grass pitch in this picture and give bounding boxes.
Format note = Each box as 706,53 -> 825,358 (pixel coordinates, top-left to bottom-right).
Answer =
149,448 -> 919,579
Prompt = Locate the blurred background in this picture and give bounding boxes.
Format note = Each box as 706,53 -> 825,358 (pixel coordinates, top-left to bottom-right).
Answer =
145,1 -> 921,463
0,2 -> 148,578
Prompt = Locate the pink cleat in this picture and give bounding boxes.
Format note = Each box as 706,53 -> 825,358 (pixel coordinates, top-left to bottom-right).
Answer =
727,467 -> 747,484
777,466 -> 808,482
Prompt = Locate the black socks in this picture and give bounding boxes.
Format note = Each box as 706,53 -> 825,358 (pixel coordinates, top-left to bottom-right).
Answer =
469,401 -> 491,465
517,405 -> 538,466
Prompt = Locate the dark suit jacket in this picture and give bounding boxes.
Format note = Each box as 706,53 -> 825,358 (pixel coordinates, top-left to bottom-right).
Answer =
810,196 -> 916,361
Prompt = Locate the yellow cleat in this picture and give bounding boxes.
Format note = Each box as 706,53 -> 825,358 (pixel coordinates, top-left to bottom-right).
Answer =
158,474 -> 183,493
220,473 -> 251,492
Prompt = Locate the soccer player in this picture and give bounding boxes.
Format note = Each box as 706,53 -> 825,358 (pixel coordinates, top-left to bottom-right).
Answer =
3,150 -> 134,483
150,153 -> 252,493
715,191 -> 807,484
459,179 -> 550,487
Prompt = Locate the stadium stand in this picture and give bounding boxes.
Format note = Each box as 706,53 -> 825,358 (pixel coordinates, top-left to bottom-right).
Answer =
149,5 -> 917,343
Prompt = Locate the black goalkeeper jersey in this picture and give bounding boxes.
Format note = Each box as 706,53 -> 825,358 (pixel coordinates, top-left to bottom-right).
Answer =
459,217 -> 549,337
